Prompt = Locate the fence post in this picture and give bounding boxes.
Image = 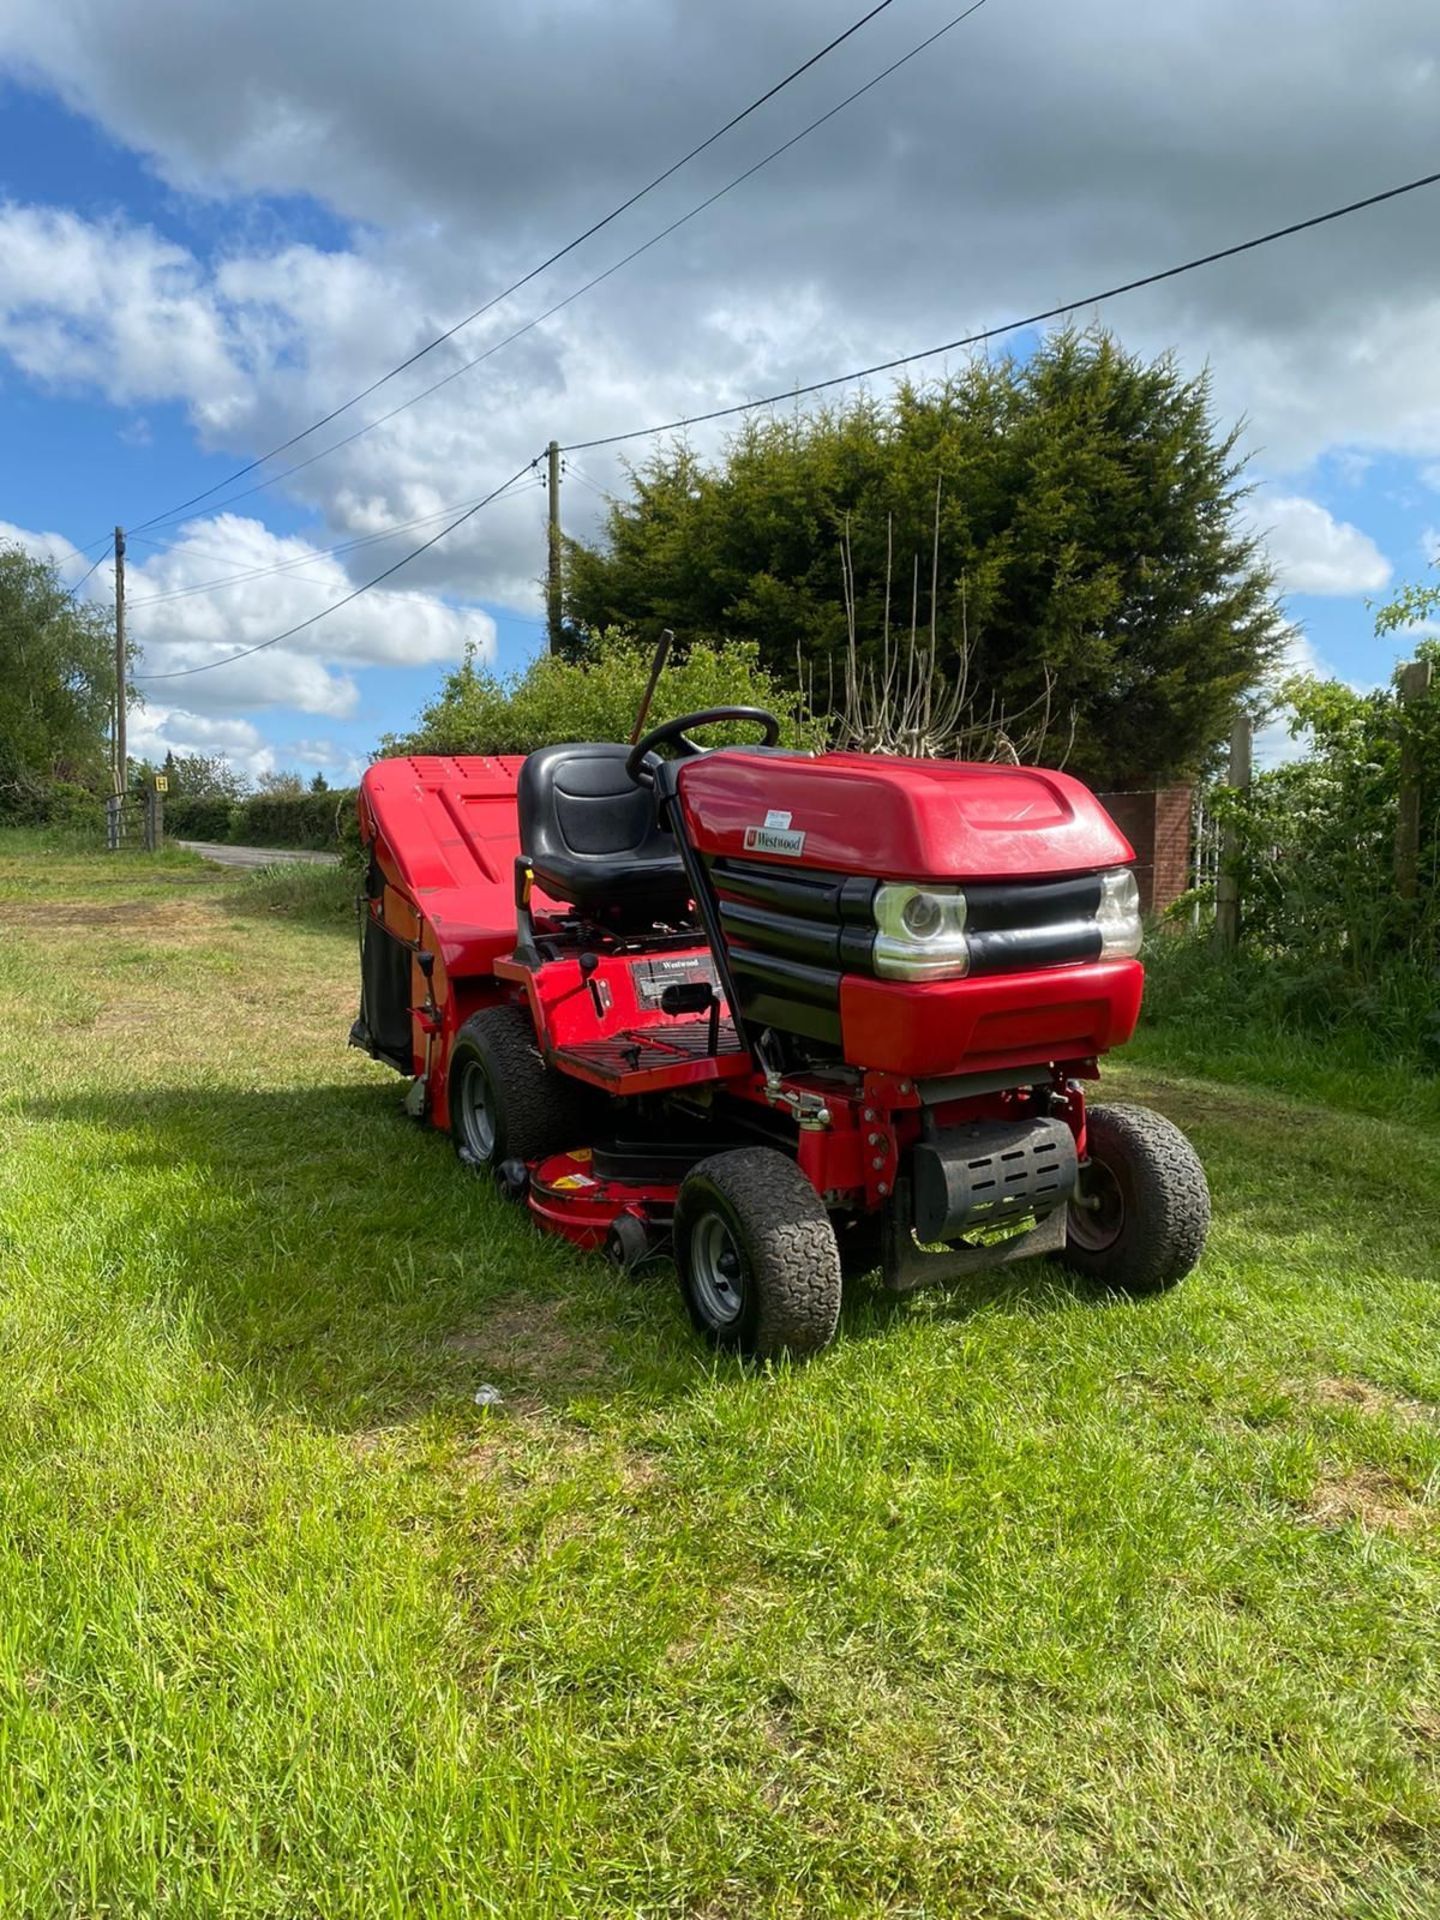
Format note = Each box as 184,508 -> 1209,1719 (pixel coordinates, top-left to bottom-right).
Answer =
1394,658 -> 1433,903
105,794 -> 121,853
1214,713 -> 1252,951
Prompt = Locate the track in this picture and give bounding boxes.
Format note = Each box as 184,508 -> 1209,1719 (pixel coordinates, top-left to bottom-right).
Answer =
178,841 -> 341,869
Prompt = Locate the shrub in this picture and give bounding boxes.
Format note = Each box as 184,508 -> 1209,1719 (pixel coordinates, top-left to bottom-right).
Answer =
227,790 -> 357,851
385,630 -> 827,759
165,794 -> 238,841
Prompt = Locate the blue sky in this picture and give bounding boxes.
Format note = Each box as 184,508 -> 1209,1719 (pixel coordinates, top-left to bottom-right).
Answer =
2,1 -> 1438,782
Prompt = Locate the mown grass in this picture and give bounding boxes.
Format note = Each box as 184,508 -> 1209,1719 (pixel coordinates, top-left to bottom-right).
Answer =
2,838 -> 1439,1917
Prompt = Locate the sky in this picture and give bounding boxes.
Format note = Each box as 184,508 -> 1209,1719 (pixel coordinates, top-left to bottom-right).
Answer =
1,0 -> 1438,784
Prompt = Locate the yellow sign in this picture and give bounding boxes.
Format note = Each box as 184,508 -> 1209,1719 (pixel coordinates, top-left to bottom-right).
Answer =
153,776 -> 169,792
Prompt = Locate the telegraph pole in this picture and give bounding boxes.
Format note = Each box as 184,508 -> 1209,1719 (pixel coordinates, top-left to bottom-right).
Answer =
114,525 -> 127,795
546,439 -> 562,653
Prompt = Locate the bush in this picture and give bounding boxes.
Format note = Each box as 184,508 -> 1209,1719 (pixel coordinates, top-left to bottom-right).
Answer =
165,794 -> 238,841
385,630 -> 827,759
227,790 -> 358,851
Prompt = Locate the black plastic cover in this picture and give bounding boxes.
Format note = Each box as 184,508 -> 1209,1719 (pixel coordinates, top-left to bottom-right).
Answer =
911,1115 -> 1078,1242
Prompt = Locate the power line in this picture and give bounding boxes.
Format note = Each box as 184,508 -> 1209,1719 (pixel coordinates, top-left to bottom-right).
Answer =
132,464 -> 537,681
124,167 -> 1440,688
124,476 -> 545,606
127,0 -> 904,537
63,550 -> 112,598
132,0 -> 993,538
562,165 -> 1440,453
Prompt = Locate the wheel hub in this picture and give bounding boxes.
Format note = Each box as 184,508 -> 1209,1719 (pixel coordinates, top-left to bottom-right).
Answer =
1068,1157 -> 1124,1252
690,1213 -> 746,1327
457,1059 -> 496,1163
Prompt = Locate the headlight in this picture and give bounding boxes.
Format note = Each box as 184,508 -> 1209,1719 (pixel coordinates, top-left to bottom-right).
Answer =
872,882 -> 970,980
1096,867 -> 1142,958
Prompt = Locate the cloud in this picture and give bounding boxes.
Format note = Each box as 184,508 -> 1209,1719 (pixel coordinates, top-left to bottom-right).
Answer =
0,517 -> 91,578
2,0 -> 1439,524
4,0 -> 1440,767
121,513 -> 497,716
1250,495 -> 1392,597
126,704 -> 358,784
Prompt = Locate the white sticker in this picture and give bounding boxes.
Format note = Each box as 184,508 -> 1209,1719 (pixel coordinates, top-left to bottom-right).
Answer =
744,825 -> 807,858
763,808 -> 792,829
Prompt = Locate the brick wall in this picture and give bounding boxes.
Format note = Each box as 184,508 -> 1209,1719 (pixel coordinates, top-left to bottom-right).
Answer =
1094,787 -> 1193,916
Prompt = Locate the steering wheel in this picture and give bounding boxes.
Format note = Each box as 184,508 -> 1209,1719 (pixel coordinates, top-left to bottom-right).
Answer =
625,706 -> 781,787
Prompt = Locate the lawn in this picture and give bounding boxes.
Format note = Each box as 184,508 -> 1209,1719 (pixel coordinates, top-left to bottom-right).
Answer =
1,837 -> 1438,1918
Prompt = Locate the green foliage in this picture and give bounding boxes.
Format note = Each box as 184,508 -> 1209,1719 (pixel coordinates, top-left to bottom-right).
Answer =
164,794 -> 238,841
1138,928 -> 1440,1082
0,543 -> 121,816
386,629 -> 826,757
1158,610 -> 1440,1075
566,331 -> 1281,787
228,788 -> 357,851
257,769 -> 307,797
167,750 -> 250,801
1215,638 -> 1439,967
165,789 -> 359,851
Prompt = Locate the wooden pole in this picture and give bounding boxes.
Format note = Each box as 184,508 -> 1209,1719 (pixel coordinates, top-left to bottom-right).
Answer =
546,440 -> 562,654
1214,713 -> 1252,951
114,525 -> 127,798
1394,657 -> 1433,903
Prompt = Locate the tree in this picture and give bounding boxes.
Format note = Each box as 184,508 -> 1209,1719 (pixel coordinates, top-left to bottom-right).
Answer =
256,770 -> 306,797
170,752 -> 249,801
0,543 -> 119,815
565,330 -> 1283,788
309,771 -> 330,793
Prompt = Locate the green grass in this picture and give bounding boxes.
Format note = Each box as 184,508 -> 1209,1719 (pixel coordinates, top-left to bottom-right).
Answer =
2,839 -> 1439,1917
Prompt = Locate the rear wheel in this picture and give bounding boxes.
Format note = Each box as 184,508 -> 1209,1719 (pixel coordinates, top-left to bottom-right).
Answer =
1062,1102 -> 1210,1294
673,1148 -> 842,1360
449,1005 -> 596,1170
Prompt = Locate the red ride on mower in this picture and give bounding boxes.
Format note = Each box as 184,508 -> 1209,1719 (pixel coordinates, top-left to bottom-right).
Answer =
352,656 -> 1209,1360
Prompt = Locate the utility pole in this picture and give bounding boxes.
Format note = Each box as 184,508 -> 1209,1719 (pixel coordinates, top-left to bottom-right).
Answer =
546,440 -> 563,654
114,525 -> 127,797
1214,712 -> 1252,952
1394,657 -> 1434,902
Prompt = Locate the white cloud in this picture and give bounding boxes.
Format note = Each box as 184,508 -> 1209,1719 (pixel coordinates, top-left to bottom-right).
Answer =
122,513 -> 497,716
1421,526 -> 1440,565
127,706 -> 359,785
4,0 -> 1440,771
0,203 -> 239,408
1249,495 -> 1392,597
0,517 -> 92,580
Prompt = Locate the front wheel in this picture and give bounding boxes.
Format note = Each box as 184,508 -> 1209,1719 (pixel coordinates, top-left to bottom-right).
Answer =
673,1148 -> 842,1360
1062,1102 -> 1210,1294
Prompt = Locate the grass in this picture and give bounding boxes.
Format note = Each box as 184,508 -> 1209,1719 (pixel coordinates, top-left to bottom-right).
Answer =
2,838 -> 1439,1917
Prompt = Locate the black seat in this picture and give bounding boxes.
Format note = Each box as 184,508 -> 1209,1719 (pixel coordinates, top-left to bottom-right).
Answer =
517,742 -> 691,927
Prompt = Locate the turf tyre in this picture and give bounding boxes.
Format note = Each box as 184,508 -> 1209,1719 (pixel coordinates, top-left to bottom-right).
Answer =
1062,1101 -> 1209,1294
448,1005 -> 596,1170
673,1147 -> 842,1359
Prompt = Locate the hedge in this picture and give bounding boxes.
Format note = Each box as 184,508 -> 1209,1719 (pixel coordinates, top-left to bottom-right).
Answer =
229,790 -> 358,851
163,794 -> 236,841
162,789 -> 359,851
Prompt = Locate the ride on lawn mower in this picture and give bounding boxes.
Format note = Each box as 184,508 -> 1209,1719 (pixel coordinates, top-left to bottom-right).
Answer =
352,638 -> 1209,1359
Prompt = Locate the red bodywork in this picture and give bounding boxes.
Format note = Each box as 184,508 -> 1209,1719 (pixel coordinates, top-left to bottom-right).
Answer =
357,748 -> 1142,1244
